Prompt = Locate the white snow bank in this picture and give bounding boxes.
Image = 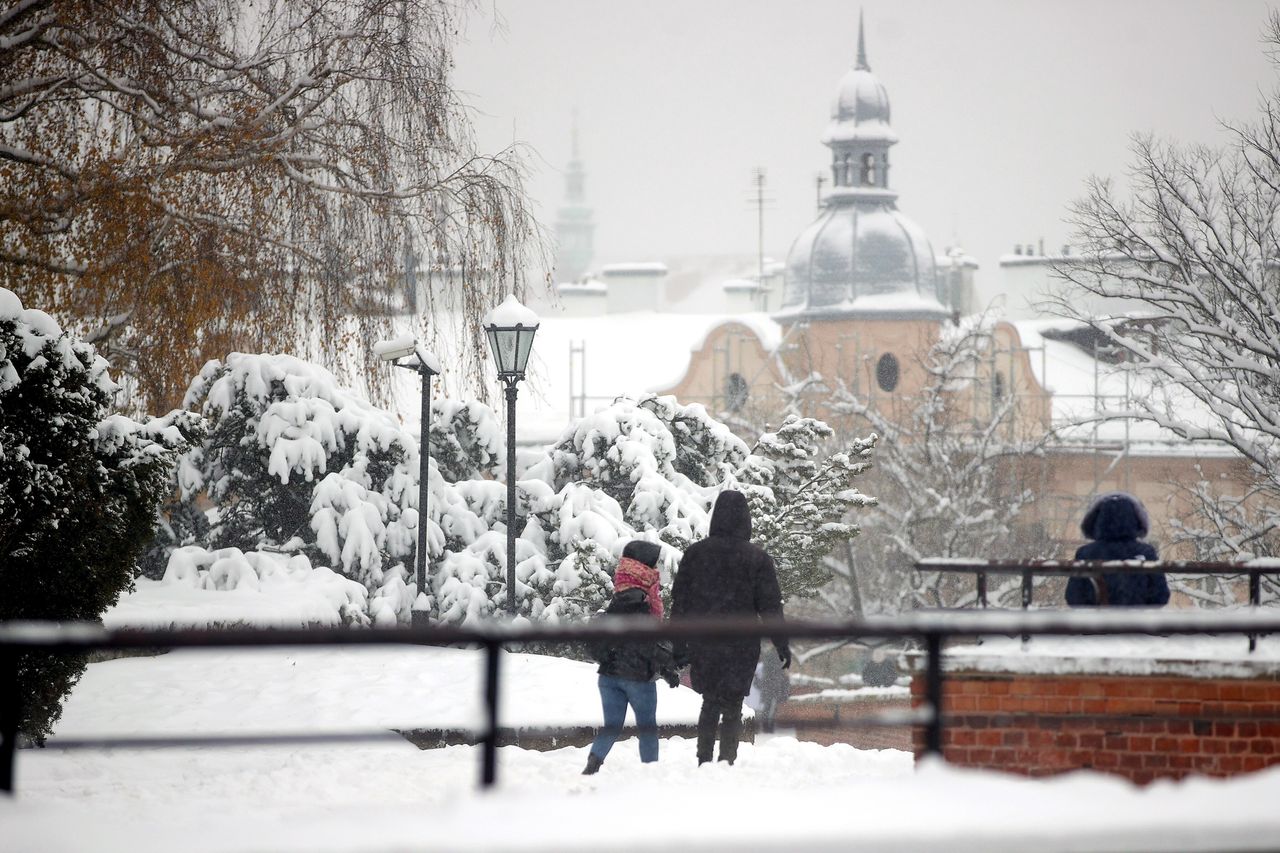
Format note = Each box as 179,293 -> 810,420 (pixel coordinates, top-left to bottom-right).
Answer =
8,738 -> 1280,852
46,646 -> 707,735
107,548 -> 369,630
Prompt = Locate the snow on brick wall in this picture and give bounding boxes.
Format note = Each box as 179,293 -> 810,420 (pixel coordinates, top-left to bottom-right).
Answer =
910,672 -> 1280,784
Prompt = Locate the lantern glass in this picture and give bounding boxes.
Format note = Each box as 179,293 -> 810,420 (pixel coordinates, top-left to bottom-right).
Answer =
485,323 -> 538,379
514,327 -> 536,374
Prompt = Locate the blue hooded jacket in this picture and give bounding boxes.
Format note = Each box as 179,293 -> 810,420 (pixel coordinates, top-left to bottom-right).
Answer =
1065,492 -> 1169,607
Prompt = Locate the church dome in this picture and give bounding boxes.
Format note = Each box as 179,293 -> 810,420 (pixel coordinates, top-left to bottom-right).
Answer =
782,203 -> 945,316
824,67 -> 896,145
778,13 -> 949,320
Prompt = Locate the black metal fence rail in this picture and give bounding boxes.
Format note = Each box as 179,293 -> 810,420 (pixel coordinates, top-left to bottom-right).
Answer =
917,559 -> 1280,630
5,608 -> 1280,794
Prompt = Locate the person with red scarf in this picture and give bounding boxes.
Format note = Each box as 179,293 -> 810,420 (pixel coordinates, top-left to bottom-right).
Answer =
582,540 -> 679,775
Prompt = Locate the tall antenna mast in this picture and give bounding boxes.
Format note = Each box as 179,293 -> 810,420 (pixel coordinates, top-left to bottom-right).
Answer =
754,168 -> 766,287
745,167 -> 774,310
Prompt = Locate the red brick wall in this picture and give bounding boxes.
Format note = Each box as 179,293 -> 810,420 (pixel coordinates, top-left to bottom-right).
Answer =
911,672 -> 1280,784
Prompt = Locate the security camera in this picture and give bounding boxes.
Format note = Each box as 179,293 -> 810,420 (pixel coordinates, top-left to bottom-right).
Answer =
375,336 -> 418,363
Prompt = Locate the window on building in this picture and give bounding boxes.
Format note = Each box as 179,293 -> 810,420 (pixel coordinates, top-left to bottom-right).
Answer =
861,153 -> 876,186
724,372 -> 749,412
993,371 -> 1006,401
875,353 -> 899,392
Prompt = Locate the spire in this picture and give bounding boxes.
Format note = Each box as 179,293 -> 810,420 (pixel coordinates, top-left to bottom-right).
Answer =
856,9 -> 869,71
555,109 -> 593,281
564,111 -> 585,204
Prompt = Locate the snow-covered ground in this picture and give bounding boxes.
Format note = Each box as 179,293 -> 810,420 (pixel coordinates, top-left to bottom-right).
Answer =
8,592 -> 1280,851
5,643 -> 1280,851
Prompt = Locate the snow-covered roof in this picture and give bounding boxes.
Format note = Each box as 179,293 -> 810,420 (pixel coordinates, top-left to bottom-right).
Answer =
783,200 -> 941,315
1012,318 -> 1235,456
600,262 -> 668,277
515,312 -> 783,443
556,280 -> 607,295
998,253 -> 1083,267
775,288 -> 951,320
388,310 -> 782,446
822,64 -> 898,145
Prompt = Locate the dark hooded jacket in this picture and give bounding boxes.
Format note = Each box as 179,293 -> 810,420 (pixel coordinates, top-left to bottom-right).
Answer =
588,587 -> 677,683
1066,492 -> 1169,607
670,491 -> 784,697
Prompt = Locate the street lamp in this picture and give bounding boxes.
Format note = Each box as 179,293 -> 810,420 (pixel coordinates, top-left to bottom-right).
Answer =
482,295 -> 539,616
375,334 -> 442,627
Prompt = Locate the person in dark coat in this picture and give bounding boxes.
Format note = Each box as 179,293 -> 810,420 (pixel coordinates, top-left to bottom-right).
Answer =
671,490 -> 789,765
583,540 -> 680,775
1066,491 -> 1170,607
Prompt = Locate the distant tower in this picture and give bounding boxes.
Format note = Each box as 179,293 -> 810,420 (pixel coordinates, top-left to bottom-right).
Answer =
554,113 -> 595,282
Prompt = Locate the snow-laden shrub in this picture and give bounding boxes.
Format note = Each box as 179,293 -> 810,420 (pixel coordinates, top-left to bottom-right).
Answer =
428,399 -> 502,482
169,353 -> 423,625
421,393 -> 878,626
0,287 -> 189,742
153,546 -> 370,627
151,366 -> 876,628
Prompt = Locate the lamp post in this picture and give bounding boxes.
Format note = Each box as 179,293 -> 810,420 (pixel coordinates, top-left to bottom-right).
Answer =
375,335 -> 441,627
482,295 -> 539,616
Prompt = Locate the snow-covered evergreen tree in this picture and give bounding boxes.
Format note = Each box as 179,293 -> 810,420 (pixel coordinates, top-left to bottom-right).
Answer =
174,353 -> 422,625
736,416 -> 878,601
152,375 -> 876,627
0,287 -> 188,742
428,400 -> 502,483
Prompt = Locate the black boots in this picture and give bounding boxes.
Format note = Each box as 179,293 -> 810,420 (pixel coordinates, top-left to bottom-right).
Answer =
696,694 -> 744,766
582,752 -> 604,775
718,711 -> 742,765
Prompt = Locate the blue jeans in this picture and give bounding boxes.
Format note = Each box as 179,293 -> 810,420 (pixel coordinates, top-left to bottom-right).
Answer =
590,674 -> 659,762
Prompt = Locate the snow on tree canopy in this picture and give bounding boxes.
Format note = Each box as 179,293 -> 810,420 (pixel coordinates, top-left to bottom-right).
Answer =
1,287 -> 191,741
0,287 -> 114,397
175,353 -> 423,626
157,359 -> 876,627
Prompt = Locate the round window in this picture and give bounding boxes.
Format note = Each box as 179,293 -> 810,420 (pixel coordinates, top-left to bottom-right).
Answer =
725,372 -> 749,412
875,353 -> 900,392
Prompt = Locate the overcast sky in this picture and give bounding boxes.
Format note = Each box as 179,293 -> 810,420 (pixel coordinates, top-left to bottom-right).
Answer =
451,0 -> 1275,287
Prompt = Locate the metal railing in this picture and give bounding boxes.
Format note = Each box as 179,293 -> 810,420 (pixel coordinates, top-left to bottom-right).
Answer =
5,608 -> 1280,794
916,559 -> 1280,649
916,559 -> 1280,609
